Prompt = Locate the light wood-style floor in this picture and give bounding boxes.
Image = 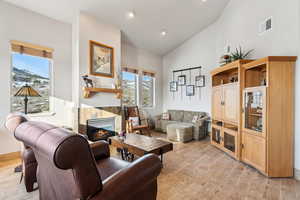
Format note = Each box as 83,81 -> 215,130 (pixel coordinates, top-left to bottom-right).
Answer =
1,132 -> 300,200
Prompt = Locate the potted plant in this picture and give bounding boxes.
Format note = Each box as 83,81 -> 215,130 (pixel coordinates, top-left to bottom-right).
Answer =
219,46 -> 254,66
230,46 -> 253,61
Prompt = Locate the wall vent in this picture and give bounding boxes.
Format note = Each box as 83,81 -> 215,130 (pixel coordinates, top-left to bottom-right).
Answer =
259,17 -> 272,35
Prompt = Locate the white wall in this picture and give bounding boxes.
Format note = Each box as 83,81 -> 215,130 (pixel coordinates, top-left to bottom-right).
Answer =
163,24 -> 218,113
75,12 -> 121,107
121,42 -> 163,117
163,0 -> 300,169
0,2 -> 72,154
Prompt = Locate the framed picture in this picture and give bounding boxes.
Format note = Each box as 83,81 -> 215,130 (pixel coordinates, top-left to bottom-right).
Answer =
89,40 -> 114,78
170,81 -> 178,92
186,85 -> 195,96
178,75 -> 186,86
195,75 -> 205,87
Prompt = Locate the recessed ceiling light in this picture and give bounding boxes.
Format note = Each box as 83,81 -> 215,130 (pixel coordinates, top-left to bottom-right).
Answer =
127,11 -> 135,19
161,31 -> 167,36
202,0 -> 207,2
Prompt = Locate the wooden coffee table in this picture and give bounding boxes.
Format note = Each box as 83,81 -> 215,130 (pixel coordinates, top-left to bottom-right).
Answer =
109,134 -> 173,164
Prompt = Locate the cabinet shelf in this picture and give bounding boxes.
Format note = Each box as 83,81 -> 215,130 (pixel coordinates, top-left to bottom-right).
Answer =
83,87 -> 122,99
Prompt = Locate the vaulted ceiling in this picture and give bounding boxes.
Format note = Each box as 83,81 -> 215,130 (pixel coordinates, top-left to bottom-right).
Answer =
5,0 -> 229,55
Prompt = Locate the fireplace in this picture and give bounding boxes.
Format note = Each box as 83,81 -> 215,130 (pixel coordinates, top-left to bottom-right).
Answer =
87,117 -> 116,141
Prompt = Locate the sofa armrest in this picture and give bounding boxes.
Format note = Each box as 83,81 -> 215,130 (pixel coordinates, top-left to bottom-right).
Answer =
194,116 -> 210,127
89,141 -> 110,160
95,154 -> 162,200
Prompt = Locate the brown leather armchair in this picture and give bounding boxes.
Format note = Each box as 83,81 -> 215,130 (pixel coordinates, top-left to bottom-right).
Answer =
5,113 -> 37,192
6,114 -> 162,200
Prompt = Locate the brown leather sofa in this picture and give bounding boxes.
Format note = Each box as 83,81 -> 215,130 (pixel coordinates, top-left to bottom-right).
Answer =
5,113 -> 37,192
6,114 -> 162,200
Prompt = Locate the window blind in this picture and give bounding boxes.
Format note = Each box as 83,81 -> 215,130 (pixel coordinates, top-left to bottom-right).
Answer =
142,71 -> 155,77
11,40 -> 53,59
122,67 -> 139,74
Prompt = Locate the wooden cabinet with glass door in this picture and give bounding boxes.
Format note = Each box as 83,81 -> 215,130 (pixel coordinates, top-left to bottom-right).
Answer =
210,60 -> 252,160
241,56 -> 297,177
211,121 -> 238,158
211,123 -> 222,147
241,86 -> 267,173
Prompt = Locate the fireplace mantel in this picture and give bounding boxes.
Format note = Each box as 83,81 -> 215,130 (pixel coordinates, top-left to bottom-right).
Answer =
83,87 -> 122,99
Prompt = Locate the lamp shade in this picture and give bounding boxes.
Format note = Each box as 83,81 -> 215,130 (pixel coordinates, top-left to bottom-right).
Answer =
14,84 -> 41,97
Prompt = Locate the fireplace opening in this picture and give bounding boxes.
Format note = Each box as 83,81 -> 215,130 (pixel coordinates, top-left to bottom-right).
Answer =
87,117 -> 116,141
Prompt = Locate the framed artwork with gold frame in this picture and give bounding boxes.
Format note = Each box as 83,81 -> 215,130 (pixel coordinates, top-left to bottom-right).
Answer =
89,40 -> 114,78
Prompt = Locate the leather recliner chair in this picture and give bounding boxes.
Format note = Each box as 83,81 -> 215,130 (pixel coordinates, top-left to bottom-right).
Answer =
5,113 -> 38,192
5,114 -> 162,200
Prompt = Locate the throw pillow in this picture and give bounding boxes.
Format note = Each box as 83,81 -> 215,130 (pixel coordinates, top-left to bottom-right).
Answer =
162,112 -> 170,120
192,115 -> 199,123
129,117 -> 139,126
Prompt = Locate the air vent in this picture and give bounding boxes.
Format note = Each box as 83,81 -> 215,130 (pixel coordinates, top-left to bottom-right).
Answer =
259,17 -> 272,35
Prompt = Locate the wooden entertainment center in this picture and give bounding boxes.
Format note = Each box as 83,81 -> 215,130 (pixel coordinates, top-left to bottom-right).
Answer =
210,56 -> 297,177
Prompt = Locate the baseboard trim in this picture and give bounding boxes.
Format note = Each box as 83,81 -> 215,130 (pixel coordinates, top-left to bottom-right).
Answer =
0,151 -> 21,162
294,168 -> 300,181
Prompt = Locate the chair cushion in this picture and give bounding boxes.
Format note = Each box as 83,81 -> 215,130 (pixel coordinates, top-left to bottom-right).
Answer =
96,157 -> 130,180
129,117 -> 139,126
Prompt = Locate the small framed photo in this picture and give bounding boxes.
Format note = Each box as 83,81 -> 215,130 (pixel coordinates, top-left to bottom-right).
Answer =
170,81 -> 178,92
178,75 -> 186,86
186,85 -> 195,96
195,75 -> 205,87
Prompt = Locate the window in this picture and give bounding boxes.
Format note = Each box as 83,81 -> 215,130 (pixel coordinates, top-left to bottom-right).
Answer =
141,75 -> 154,107
122,71 -> 137,106
11,41 -> 52,114
121,68 -> 155,108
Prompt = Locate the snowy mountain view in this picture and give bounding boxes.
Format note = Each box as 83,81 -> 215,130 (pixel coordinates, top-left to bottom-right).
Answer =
11,53 -> 50,114
122,71 -> 153,107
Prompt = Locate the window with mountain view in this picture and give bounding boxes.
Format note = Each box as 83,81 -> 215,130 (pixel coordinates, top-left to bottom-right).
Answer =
122,71 -> 137,106
11,53 -> 51,114
141,75 -> 154,107
121,69 -> 155,108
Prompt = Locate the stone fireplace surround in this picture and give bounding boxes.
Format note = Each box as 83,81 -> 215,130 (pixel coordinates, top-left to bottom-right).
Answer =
78,106 -> 123,139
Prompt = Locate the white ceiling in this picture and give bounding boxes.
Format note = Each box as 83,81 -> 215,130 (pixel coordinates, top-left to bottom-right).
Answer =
5,0 -> 229,55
